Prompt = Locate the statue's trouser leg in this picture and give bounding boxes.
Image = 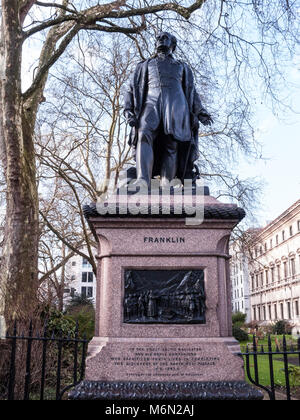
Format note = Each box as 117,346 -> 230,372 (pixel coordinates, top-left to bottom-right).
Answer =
136,131 -> 155,186
160,135 -> 178,186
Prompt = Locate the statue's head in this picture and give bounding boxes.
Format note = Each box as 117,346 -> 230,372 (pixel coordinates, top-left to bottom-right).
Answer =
156,32 -> 177,53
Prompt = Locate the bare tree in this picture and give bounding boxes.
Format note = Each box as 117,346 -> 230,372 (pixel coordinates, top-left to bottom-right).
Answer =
0,0 -> 210,321
37,174 -> 91,309
34,35 -> 134,296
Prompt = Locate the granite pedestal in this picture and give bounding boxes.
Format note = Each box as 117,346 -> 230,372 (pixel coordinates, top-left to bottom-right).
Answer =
69,188 -> 262,400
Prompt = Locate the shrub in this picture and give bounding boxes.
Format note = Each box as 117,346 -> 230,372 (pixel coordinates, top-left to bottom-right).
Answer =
272,320 -> 293,335
65,295 -> 95,340
232,325 -> 249,342
46,309 -> 76,338
287,366 -> 300,386
232,312 -> 247,328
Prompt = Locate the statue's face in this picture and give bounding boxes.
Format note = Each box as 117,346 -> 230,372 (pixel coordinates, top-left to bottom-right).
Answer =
156,32 -> 174,52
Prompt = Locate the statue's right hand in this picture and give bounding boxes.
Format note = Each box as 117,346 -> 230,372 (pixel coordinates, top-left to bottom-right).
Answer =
128,116 -> 138,128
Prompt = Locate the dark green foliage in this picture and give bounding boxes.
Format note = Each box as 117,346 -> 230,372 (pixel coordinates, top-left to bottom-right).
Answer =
272,320 -> 293,335
232,325 -> 249,342
65,294 -> 95,340
46,309 -> 76,337
232,311 -> 247,327
66,294 -> 93,309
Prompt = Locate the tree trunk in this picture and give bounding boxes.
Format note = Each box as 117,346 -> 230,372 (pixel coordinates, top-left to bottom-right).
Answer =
0,0 -> 39,322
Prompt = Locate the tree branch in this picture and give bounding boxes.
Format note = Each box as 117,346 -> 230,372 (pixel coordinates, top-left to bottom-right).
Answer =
23,0 -> 207,39
39,209 -> 96,271
24,15 -> 78,39
83,22 -> 146,35
35,1 -> 78,15
23,22 -> 81,101
19,0 -> 37,25
39,248 -> 77,284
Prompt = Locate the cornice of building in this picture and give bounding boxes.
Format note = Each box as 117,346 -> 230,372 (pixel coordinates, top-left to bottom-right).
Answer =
251,199 -> 300,242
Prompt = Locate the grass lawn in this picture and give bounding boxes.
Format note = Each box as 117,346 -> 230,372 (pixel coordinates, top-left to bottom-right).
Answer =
240,335 -> 300,388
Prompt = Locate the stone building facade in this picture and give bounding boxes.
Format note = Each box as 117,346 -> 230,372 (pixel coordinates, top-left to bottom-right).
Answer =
66,251 -> 97,305
230,239 -> 251,322
248,200 -> 300,335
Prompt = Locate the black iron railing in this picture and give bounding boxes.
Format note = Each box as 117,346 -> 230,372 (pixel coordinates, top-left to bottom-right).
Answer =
2,325 -> 300,400
2,321 -> 88,400
241,335 -> 300,400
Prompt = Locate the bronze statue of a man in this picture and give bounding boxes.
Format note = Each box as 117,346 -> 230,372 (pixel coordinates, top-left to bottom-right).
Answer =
124,31 -> 212,187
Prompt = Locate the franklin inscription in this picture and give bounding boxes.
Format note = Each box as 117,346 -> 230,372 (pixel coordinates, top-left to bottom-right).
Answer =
144,236 -> 185,244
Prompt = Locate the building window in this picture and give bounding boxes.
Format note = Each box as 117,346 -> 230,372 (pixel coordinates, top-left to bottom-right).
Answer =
274,303 -> 277,320
81,287 -> 93,298
251,275 -> 254,290
271,267 -> 275,282
282,230 -> 285,241
72,261 -> 76,266
298,221 -> 300,232
295,301 -> 299,317
264,243 -> 267,252
87,287 -> 93,298
265,270 -> 269,285
277,265 -> 281,281
270,239 -> 273,249
82,272 -> 93,283
290,226 -> 293,236
291,259 -> 296,276
276,235 -> 279,245
82,258 -> 89,267
287,302 -> 291,319
263,306 -> 266,321
71,275 -> 76,281
283,261 -> 288,279
280,303 -> 284,319
253,307 -> 257,320
268,305 -> 272,320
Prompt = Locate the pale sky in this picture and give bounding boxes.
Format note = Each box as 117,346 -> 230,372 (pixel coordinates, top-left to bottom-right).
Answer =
239,115 -> 300,226
238,58 -> 300,227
